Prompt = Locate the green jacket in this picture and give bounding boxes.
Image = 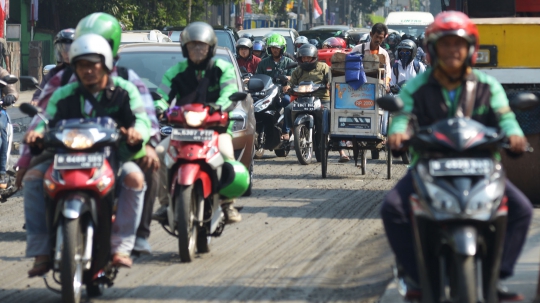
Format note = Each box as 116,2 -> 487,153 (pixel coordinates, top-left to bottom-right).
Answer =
36,76 -> 151,161
255,56 -> 295,80
155,58 -> 238,112
288,62 -> 331,101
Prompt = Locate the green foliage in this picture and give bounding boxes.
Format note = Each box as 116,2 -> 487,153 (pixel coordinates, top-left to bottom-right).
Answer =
365,14 -> 385,24
351,0 -> 386,14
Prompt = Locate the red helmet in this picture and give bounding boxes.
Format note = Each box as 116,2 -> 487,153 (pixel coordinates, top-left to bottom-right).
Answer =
425,11 -> 479,66
322,37 -> 347,49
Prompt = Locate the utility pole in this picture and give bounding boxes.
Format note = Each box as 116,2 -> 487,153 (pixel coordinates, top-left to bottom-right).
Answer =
322,0 -> 327,25
297,0 -> 303,31
309,0 -> 312,29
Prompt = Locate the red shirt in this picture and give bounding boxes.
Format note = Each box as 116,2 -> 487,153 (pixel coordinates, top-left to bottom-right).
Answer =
236,55 -> 261,74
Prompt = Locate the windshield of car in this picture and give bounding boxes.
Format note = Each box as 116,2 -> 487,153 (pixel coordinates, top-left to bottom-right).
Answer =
387,25 -> 427,37
116,51 -> 237,91
254,35 -> 294,55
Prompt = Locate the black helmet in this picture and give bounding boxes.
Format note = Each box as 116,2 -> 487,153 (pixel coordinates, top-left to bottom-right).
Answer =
396,39 -> 417,67
297,44 -> 318,71
417,32 -> 425,48
386,32 -> 401,50
54,28 -> 75,45
308,39 -> 319,48
54,28 -> 75,64
180,22 -> 218,59
401,34 -> 419,46
241,33 -> 254,42
335,30 -> 350,47
236,38 -> 253,57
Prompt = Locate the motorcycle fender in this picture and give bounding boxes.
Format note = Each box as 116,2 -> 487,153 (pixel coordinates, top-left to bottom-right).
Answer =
177,164 -> 212,198
293,114 -> 314,128
449,226 -> 477,256
62,197 -> 93,220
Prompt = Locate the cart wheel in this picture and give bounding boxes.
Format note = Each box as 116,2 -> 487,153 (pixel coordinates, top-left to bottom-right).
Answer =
361,149 -> 367,175
386,144 -> 392,179
321,133 -> 329,178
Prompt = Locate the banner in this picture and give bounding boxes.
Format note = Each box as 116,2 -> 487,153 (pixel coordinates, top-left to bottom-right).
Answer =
246,0 -> 252,13
313,0 -> 322,20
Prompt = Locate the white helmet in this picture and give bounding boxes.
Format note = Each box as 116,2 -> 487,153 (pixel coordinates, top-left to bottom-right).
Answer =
69,33 -> 114,71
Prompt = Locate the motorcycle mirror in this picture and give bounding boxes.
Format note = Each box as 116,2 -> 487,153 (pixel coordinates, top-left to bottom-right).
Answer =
20,76 -> 40,89
239,66 -> 248,73
150,91 -> 162,101
286,62 -> 298,69
229,92 -> 248,101
376,95 -> 403,112
43,64 -> 56,76
509,92 -> 539,111
1,75 -> 18,84
20,103 -> 39,117
247,78 -> 265,92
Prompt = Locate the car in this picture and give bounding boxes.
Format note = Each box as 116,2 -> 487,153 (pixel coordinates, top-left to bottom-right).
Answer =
309,25 -> 352,31
163,25 -> 240,55
117,43 -> 256,195
121,30 -> 172,44
238,28 -> 299,55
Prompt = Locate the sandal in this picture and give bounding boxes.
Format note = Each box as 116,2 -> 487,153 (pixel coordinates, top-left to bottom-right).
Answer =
339,155 -> 350,163
112,252 -> 133,268
28,256 -> 51,278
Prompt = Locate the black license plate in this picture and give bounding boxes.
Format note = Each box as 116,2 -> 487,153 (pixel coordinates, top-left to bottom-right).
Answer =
429,158 -> 493,176
53,153 -> 105,170
292,101 -> 315,112
171,129 -> 214,142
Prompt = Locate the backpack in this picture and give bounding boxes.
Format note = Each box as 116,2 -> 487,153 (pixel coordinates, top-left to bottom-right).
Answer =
61,66 -> 130,86
392,59 -> 423,83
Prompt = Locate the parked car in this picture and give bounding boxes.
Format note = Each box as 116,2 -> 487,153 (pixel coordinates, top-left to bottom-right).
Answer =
117,43 -> 256,195
121,30 -> 172,44
238,28 -> 299,55
163,25 -> 240,54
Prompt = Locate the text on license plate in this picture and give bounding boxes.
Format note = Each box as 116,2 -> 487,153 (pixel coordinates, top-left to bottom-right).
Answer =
171,129 -> 214,142
53,153 -> 105,170
292,102 -> 314,111
429,158 -> 493,176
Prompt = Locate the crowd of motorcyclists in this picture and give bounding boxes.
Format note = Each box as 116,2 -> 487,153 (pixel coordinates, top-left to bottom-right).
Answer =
0,8 -> 532,303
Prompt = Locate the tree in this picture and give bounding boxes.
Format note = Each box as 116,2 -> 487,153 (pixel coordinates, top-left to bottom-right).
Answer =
351,0 -> 386,26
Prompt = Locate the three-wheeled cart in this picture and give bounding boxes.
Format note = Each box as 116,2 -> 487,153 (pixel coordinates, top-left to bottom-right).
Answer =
320,53 -> 392,179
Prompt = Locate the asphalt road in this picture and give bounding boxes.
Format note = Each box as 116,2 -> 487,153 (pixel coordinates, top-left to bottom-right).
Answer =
0,149 -> 409,303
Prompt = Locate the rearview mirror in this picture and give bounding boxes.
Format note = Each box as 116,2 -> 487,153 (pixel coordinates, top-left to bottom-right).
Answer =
150,91 -> 162,101
2,75 -> 18,84
20,76 -> 40,88
229,92 -> 248,101
509,93 -> 539,111
43,64 -> 55,76
20,103 -> 39,117
247,78 -> 265,92
376,95 -> 403,112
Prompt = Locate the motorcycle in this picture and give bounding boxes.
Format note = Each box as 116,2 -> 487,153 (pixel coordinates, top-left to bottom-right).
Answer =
160,92 -> 248,262
0,74 -> 20,202
289,81 -> 324,165
249,62 -> 297,159
376,93 -> 537,303
19,103 -> 124,303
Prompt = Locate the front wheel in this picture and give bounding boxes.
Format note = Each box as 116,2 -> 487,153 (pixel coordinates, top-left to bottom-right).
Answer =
294,124 -> 313,165
175,184 -> 201,262
60,218 -> 84,303
450,255 -> 477,303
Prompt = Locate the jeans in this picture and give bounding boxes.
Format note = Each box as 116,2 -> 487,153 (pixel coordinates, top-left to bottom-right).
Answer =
0,110 -> 9,174
24,160 -> 146,257
380,170 -> 532,283
135,161 -> 159,239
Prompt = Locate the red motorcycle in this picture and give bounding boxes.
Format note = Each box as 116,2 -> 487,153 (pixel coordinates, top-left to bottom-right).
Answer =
20,103 -> 123,303
160,92 -> 249,262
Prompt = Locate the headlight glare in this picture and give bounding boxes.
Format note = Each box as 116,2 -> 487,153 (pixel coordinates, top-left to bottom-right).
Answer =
57,129 -> 104,150
184,111 -> 207,127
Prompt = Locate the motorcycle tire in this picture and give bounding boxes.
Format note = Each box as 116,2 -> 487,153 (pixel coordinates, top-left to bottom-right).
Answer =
360,150 -> 367,175
386,144 -> 392,180
274,145 -> 289,157
196,228 -> 210,254
450,254 -> 476,303
61,218 -> 84,303
86,283 -> 104,298
175,184 -> 200,262
294,124 -> 312,165
254,147 -> 264,159
314,127 -> 321,162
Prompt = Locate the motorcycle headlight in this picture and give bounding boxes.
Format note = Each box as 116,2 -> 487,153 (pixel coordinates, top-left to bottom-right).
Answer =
254,87 -> 278,112
425,182 -> 461,214
230,111 -> 247,132
57,128 -> 105,150
314,99 -> 321,108
295,84 -> 314,93
466,180 -> 504,214
184,111 -> 207,127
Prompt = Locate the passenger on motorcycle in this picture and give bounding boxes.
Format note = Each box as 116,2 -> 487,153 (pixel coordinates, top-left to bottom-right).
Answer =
152,22 -> 242,224
321,37 -> 347,49
24,34 -> 151,276
381,11 -> 531,301
389,39 -> 426,93
255,33 -> 295,139
19,12 -> 161,258
294,36 -> 309,54
384,31 -> 401,63
252,40 -> 267,59
235,38 -> 261,74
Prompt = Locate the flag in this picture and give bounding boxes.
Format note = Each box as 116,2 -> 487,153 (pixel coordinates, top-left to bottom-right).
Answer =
246,0 -> 252,13
313,0 -> 322,20
31,0 -> 38,24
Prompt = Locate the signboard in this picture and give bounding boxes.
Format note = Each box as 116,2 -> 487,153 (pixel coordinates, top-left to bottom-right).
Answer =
338,116 -> 372,129
334,82 -> 376,110
6,24 -> 20,40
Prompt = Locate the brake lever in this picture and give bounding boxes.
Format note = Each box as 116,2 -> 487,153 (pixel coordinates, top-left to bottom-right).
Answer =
500,143 -> 534,153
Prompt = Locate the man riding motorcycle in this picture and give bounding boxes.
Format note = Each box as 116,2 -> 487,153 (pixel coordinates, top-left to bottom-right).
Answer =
252,40 -> 267,59
389,39 -> 426,91
18,12 -> 161,255
235,37 -> 261,74
152,22 -> 243,224
294,36 -> 309,54
24,33 -> 151,276
381,11 -> 532,301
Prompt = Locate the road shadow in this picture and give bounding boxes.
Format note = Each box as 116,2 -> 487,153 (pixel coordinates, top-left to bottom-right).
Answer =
0,231 -> 26,242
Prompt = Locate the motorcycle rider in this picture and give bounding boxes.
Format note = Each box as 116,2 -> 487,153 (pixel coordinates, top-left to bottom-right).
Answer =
17,13 -> 161,255
263,33 -> 296,62
389,39 -> 426,92
240,32 -> 254,42
0,65 -> 17,190
24,34 -> 151,276
384,32 -> 401,63
321,37 -> 347,49
381,11 -> 531,301
152,22 -> 242,224
30,29 -> 74,106
416,32 -> 428,65
294,36 -> 309,54
252,40 -> 267,59
255,33 -> 295,140
235,38 -> 261,74
308,38 -> 319,49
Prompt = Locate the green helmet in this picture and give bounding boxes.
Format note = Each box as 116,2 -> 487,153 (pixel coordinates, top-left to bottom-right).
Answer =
75,13 -> 122,57
219,160 -> 250,199
266,33 -> 287,56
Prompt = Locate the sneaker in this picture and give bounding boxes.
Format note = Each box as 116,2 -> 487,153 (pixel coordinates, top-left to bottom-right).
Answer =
152,205 -> 168,224
222,203 -> 242,224
133,237 -> 152,255
0,174 -> 7,189
497,283 -> 524,301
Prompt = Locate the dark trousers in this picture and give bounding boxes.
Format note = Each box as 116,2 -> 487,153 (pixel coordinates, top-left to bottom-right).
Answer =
136,164 -> 159,239
380,170 -> 532,283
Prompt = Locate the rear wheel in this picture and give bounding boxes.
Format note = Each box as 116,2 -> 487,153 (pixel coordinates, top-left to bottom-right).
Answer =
294,124 -> 312,165
60,218 -> 84,303
86,283 -> 104,298
175,184 -> 200,262
196,227 -> 210,254
450,255 -> 476,303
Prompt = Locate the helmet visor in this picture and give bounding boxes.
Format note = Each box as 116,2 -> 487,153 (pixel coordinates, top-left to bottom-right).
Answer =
55,43 -> 71,63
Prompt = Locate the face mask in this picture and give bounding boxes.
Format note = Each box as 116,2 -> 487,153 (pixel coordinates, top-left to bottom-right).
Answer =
400,53 -> 411,69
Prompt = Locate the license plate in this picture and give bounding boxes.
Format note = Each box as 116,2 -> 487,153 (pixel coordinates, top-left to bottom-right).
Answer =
429,158 -> 493,176
53,153 -> 105,170
171,128 -> 214,142
292,102 -> 315,112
